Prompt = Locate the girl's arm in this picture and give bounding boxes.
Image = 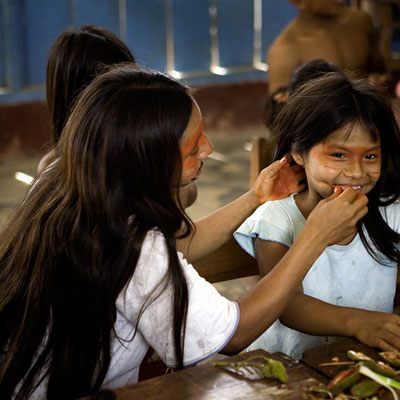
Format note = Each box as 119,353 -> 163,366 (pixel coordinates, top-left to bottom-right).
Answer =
254,240 -> 400,352
177,157 -> 304,263
281,292 -> 400,352
220,188 -> 369,354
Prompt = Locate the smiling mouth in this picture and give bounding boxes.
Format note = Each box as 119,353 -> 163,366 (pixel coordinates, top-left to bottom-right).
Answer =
333,184 -> 362,192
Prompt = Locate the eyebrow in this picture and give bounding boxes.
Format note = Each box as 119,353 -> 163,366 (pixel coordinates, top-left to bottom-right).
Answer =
324,143 -> 381,153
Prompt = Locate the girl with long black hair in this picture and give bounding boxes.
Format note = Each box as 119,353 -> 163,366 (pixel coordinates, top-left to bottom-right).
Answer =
0,66 -> 367,399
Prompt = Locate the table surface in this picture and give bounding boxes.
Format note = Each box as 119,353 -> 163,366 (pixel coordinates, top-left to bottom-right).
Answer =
82,337 -> 398,400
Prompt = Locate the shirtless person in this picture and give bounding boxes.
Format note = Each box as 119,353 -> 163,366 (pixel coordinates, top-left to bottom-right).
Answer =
267,0 -> 387,94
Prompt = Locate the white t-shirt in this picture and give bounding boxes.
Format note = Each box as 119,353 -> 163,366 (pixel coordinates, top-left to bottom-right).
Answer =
234,194 -> 399,359
103,230 -> 239,388
26,230 -> 239,398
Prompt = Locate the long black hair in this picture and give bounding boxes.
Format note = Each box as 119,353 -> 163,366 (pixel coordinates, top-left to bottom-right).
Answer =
272,72 -> 400,264
0,65 -> 193,399
46,24 -> 135,145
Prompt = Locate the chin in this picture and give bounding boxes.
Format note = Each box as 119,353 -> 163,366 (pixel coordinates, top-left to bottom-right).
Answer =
317,6 -> 346,17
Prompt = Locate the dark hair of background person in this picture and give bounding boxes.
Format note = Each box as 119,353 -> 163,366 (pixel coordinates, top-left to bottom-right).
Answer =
287,58 -> 341,94
272,72 -> 400,265
46,24 -> 135,145
263,58 -> 342,128
0,65 -> 193,400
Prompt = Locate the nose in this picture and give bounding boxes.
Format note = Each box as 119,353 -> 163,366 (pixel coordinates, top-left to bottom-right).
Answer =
198,133 -> 214,160
343,160 -> 364,179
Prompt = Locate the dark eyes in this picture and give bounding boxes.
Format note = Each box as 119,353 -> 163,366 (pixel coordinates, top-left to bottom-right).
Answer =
330,153 -> 379,160
331,153 -> 345,159
189,148 -> 199,157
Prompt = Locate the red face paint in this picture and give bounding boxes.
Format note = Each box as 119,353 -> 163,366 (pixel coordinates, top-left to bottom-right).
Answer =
179,103 -> 213,187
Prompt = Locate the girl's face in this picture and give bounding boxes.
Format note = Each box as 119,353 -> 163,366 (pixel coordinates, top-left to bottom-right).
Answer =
294,123 -> 381,201
179,101 -> 213,188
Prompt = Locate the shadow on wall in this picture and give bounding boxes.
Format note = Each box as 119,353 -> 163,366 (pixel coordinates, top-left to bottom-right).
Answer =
0,80 -> 269,160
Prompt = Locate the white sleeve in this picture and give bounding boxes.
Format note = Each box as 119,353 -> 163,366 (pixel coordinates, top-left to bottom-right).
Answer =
118,231 -> 239,368
234,200 -> 297,257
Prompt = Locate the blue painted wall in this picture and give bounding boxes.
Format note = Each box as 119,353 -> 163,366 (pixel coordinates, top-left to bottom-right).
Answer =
0,0 -> 297,103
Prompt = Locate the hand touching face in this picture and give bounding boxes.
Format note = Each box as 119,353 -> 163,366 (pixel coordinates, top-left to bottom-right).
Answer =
251,155 -> 306,205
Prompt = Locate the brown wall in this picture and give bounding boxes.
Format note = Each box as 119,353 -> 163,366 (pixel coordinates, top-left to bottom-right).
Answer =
194,80 -> 268,133
0,101 -> 52,160
0,80 -> 268,159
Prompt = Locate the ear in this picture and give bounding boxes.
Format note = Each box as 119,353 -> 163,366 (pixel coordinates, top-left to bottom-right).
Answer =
292,152 -> 305,166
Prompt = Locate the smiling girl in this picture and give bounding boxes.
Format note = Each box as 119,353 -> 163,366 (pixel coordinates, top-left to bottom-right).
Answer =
235,72 -> 400,359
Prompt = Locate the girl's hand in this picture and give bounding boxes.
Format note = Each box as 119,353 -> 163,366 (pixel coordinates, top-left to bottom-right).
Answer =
305,186 -> 368,248
350,310 -> 400,352
251,155 -> 305,205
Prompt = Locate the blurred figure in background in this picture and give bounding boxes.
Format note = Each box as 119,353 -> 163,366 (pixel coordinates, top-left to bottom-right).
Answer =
266,0 -> 388,95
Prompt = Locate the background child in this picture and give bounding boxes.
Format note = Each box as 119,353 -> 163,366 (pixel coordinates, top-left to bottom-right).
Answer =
235,72 -> 400,359
267,0 -> 388,95
38,24 -> 136,173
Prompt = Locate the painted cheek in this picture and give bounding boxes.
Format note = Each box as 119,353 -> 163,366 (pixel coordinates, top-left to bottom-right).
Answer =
325,163 -> 342,174
307,168 -> 335,187
309,147 -> 341,175
357,156 -> 381,178
181,136 -> 199,175
181,157 -> 198,181
181,137 -> 197,159
182,157 -> 197,171
368,168 -> 381,179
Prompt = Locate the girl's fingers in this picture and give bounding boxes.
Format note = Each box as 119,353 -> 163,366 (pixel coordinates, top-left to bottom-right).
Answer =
331,187 -> 369,224
353,205 -> 369,223
333,186 -> 368,206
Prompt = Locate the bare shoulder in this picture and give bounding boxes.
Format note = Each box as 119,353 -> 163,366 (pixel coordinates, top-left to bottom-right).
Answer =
344,8 -> 374,30
267,30 -> 298,63
269,21 -> 297,51
267,20 -> 302,92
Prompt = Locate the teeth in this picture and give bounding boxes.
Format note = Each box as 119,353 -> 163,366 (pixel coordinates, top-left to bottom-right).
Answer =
334,184 -> 361,190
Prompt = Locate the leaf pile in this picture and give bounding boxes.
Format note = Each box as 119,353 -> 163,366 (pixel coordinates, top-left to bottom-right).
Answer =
304,350 -> 400,399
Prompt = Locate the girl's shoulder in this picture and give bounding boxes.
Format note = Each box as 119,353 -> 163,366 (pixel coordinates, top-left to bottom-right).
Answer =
252,193 -> 303,224
254,193 -> 297,214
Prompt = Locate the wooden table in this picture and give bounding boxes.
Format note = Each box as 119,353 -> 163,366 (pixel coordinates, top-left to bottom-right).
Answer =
81,338 -> 397,399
